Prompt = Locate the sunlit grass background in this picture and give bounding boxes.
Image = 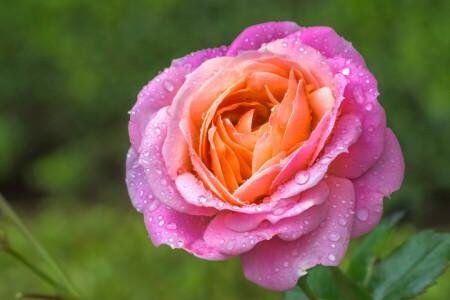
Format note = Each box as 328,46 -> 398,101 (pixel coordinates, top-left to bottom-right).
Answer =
1,0 -> 449,299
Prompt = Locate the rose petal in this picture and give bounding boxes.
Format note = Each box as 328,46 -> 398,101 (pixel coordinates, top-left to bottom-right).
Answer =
300,26 -> 366,68
270,74 -> 348,193
204,203 -> 327,257
163,57 -> 233,179
227,22 -> 301,56
139,106 -> 216,216
144,203 -> 230,261
351,128 -> 405,237
271,113 -> 362,201
125,147 -> 157,213
129,47 -> 228,152
240,176 -> 356,291
327,57 -> 386,178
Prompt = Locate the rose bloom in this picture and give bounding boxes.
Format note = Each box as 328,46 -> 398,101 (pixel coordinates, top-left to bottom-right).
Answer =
126,22 -> 404,291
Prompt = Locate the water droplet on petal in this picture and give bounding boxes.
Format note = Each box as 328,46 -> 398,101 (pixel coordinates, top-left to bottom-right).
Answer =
295,170 -> 310,185
338,218 -> 347,226
374,204 -> 382,213
365,103 -> 373,111
163,80 -> 174,92
198,195 -> 207,203
328,254 -> 336,262
166,223 -> 177,230
225,239 -> 236,251
357,207 -> 369,221
328,232 -> 341,242
158,220 -> 165,227
341,67 -> 350,76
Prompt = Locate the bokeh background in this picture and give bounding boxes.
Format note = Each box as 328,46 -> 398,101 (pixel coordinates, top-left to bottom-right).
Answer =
1,0 -> 449,299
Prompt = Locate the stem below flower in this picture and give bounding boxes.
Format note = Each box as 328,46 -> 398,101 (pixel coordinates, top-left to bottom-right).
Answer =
0,193 -> 80,298
297,276 -> 320,300
5,247 -> 59,288
329,266 -> 358,300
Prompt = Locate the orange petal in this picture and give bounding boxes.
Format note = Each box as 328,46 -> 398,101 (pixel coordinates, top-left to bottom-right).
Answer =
236,109 -> 254,133
247,72 -> 289,102
210,127 -> 240,192
308,86 -> 335,125
233,164 -> 282,204
253,150 -> 287,176
281,79 -> 312,151
252,131 -> 273,174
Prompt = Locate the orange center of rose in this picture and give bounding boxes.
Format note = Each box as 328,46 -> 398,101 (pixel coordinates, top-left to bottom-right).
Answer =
196,57 -> 335,198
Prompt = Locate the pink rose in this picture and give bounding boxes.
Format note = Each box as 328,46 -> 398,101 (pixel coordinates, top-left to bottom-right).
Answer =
126,22 -> 404,291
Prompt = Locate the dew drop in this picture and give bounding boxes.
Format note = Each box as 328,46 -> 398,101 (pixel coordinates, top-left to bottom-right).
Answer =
328,254 -> 336,262
365,103 -> 373,111
357,207 -> 369,221
225,239 -> 236,251
283,261 -> 290,267
374,204 -> 383,213
198,195 -> 207,203
158,220 -> 165,227
341,67 -> 350,76
338,218 -> 347,226
163,80 -> 174,92
166,223 -> 177,230
328,232 -> 341,242
295,170 -> 310,185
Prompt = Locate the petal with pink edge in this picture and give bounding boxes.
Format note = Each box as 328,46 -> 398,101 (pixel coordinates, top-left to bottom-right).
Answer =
227,22 -> 301,56
240,176 -> 356,291
143,203 -> 230,261
204,203 -> 327,257
299,26 -> 366,68
271,113 -> 362,202
125,147 -> 158,213
139,106 -> 216,216
129,47 -> 228,151
351,128 -> 405,238
327,57 -> 386,178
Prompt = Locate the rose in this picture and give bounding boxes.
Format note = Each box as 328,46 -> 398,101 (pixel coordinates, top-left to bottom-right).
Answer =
126,22 -> 404,291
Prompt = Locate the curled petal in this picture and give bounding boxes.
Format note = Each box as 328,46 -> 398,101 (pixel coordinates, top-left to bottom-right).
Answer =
328,57 -> 386,178
125,147 -> 157,213
129,47 -> 228,151
240,176 -> 356,291
271,113 -> 362,202
351,128 -> 405,238
144,203 -> 230,261
227,22 -> 301,56
300,26 -> 366,68
139,106 -> 216,216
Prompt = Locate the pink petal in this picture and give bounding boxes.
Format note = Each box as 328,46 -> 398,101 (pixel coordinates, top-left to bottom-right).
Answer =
129,47 -> 228,152
327,57 -> 386,178
143,203 -> 230,261
300,26 -> 366,68
271,112 -> 362,202
204,203 -> 327,257
203,183 -> 330,256
351,128 -> 405,238
240,176 -> 356,291
227,22 -> 301,56
125,147 -> 158,213
138,106 -> 216,216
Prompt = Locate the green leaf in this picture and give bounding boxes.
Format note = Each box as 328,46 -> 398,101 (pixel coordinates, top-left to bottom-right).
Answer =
348,212 -> 404,284
285,286 -> 310,300
368,230 -> 450,300
301,265 -> 370,300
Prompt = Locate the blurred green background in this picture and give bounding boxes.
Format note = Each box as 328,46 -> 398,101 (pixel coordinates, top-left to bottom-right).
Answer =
1,0 -> 449,299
